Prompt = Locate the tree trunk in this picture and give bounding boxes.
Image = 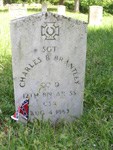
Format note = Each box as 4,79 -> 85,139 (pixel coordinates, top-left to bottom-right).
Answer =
40,0 -> 44,3
59,0 -> 64,5
74,0 -> 80,12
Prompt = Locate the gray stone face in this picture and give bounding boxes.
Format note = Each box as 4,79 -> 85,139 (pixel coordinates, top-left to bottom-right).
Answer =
10,12 -> 87,123
89,6 -> 103,25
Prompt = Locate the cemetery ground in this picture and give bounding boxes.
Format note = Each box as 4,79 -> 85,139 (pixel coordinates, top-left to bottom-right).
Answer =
0,10 -> 113,149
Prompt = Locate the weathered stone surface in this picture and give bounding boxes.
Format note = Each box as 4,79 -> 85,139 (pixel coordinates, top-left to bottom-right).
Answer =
10,12 -> 87,123
89,6 -> 103,25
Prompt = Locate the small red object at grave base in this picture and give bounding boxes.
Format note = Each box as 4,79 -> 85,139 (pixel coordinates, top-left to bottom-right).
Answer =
11,97 -> 29,121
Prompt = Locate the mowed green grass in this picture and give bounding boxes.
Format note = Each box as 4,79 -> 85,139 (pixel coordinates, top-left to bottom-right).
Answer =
0,11 -> 113,149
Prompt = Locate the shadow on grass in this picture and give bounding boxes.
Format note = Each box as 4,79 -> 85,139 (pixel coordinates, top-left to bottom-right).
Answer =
28,7 -> 57,12
0,54 -> 14,118
82,26 -> 113,148
0,9 -> 8,12
84,26 -> 113,112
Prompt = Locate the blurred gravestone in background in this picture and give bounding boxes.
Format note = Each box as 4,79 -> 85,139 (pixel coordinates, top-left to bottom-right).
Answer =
58,5 -> 66,16
9,4 -> 27,20
89,6 -> 103,25
42,3 -> 47,12
0,0 -> 3,7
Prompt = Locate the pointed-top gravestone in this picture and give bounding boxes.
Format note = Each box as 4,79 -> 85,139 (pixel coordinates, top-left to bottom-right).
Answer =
10,12 -> 87,123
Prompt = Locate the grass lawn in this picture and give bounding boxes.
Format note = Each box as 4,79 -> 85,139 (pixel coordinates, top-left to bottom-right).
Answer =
0,10 -> 113,149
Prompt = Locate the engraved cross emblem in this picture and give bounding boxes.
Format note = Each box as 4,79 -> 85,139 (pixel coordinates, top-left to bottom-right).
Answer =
41,22 -> 59,40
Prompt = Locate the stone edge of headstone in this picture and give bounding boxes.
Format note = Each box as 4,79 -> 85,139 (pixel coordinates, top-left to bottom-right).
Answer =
89,5 -> 103,8
10,12 -> 88,25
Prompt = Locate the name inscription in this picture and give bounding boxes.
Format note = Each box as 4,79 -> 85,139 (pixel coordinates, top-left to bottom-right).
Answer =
19,47 -> 79,87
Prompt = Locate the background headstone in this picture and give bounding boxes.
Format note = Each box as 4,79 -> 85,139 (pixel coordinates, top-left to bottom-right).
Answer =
10,12 -> 87,123
42,3 -> 47,12
0,0 -> 3,7
9,5 -> 27,20
89,6 -> 103,25
58,5 -> 66,16
34,3 -> 41,8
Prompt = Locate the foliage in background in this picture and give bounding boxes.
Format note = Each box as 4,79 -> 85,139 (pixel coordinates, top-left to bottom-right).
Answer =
80,0 -> 113,14
64,0 -> 74,11
2,0 -> 113,14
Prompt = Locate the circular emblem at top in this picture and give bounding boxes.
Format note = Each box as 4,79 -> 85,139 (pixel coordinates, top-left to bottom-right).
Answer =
41,22 -> 59,40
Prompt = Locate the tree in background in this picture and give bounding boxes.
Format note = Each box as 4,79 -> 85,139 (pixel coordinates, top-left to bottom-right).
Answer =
74,0 -> 80,12
59,0 -> 65,5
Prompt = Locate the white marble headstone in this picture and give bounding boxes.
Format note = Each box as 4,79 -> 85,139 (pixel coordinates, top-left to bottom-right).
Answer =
10,12 -> 87,123
9,5 -> 27,20
58,5 -> 66,16
0,0 -> 3,7
89,6 -> 103,25
42,3 -> 47,12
